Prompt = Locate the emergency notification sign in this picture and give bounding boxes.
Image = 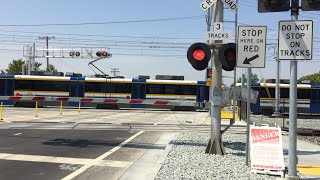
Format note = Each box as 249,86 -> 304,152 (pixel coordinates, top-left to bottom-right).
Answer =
278,20 -> 313,60
250,126 -> 285,170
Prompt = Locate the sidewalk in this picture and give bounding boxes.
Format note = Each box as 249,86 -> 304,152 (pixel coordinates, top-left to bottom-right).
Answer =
282,133 -> 320,179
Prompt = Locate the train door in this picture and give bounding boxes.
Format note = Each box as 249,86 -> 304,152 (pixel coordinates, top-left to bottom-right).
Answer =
131,79 -> 146,108
196,81 -> 208,102
69,77 -> 85,106
250,83 -> 261,113
0,75 -> 15,105
310,85 -> 320,113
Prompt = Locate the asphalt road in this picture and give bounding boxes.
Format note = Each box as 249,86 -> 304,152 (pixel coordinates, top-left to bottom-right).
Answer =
0,128 -> 167,180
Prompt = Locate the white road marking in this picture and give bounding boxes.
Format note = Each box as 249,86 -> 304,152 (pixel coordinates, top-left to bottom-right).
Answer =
13,133 -> 22,136
61,131 -> 144,180
0,153 -> 132,168
154,114 -> 175,125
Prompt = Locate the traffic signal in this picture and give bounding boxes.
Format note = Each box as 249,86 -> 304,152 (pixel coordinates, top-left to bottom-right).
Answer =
302,0 -> 320,11
96,51 -> 108,57
258,0 -> 290,13
218,43 -> 236,71
187,43 -> 211,71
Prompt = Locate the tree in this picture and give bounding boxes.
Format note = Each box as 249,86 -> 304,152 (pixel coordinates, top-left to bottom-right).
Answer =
5,59 -> 59,75
299,73 -> 320,84
0,70 -> 5,75
237,73 -> 259,83
46,64 -> 57,72
5,59 -> 24,75
34,62 -> 42,71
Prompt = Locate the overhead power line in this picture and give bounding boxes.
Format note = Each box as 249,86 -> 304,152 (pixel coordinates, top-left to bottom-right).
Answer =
0,15 -> 205,27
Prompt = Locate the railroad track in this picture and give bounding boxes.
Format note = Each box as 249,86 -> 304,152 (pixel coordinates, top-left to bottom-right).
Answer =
1,121 -> 247,133
281,127 -> 320,136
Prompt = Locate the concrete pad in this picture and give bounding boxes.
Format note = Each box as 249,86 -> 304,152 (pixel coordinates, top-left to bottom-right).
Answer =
119,132 -> 179,180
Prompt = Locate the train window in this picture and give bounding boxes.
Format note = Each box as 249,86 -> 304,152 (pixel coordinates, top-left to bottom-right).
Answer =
259,87 -> 268,98
147,84 -> 162,94
15,80 -> 69,92
85,82 -> 104,92
297,89 -> 310,99
164,85 -> 178,94
280,88 -> 289,98
115,83 -> 131,93
180,85 -> 196,95
15,80 -> 32,90
33,81 -> 69,91
85,82 -> 131,93
268,88 -> 275,98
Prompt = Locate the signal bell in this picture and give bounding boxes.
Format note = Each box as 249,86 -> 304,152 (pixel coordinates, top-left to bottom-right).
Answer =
218,43 -> 236,71
187,43 -> 211,71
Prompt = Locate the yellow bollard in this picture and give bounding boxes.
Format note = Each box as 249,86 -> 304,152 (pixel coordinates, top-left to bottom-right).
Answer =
0,102 -> 3,120
35,101 -> 38,117
60,101 -> 63,115
78,102 -> 81,113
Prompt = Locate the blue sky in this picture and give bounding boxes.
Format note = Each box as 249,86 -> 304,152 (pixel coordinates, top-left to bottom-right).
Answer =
0,0 -> 319,85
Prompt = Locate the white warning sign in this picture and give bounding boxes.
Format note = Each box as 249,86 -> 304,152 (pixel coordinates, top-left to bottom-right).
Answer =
278,20 -> 313,60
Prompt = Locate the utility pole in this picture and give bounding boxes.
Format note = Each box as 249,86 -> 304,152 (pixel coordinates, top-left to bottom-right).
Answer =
274,53 -> 281,116
110,68 -> 119,77
288,0 -> 299,178
205,0 -> 226,155
32,43 -> 36,72
38,36 -> 55,70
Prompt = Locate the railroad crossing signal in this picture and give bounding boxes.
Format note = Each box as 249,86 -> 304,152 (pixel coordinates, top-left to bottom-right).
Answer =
23,47 -> 111,59
96,51 -> 110,57
258,0 -> 320,12
187,43 -> 211,71
301,0 -> 320,11
258,0 -> 290,13
69,51 -> 81,57
186,43 -> 237,71
218,43 -> 237,71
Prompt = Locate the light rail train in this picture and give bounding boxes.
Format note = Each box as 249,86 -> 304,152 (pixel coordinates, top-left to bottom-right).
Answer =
238,82 -> 320,114
0,75 -> 209,110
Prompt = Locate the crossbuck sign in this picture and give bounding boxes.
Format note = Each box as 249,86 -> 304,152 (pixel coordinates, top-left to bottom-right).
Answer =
200,0 -> 238,12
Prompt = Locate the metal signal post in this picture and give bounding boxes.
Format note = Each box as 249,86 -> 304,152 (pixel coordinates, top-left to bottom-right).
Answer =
205,0 -> 226,155
288,0 -> 299,178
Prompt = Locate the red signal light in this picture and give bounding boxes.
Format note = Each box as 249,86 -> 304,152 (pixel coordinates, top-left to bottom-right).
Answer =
187,43 -> 211,71
96,51 -> 108,57
193,49 -> 206,61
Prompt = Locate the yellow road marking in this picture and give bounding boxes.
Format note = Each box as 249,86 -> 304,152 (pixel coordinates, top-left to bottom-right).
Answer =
297,164 -> 320,175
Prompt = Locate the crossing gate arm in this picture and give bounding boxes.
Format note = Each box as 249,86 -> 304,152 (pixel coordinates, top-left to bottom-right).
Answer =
0,96 -> 198,107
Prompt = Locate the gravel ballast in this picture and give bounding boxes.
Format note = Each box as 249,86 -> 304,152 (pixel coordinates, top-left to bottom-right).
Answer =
155,132 -> 277,180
